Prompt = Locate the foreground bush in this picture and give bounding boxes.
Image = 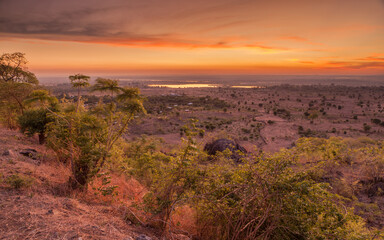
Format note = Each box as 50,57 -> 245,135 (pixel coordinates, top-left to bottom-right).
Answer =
126,132 -> 377,239
194,151 -> 371,239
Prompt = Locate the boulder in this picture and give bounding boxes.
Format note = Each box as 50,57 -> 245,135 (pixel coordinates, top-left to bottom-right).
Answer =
136,235 -> 152,240
19,149 -> 38,160
204,139 -> 247,162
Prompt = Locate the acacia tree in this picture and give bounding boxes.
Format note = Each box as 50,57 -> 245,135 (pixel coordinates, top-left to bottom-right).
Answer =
92,79 -> 146,169
69,74 -> 90,111
47,78 -> 146,189
92,77 -> 120,97
0,52 -> 38,84
23,89 -> 58,107
0,52 -> 39,127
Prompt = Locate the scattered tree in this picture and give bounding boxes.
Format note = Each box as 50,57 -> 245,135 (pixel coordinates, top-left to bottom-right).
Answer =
47,78 -> 145,189
0,52 -> 38,127
0,52 -> 38,84
69,74 -> 90,111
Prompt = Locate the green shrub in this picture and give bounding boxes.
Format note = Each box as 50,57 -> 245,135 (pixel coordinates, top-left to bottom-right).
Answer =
18,108 -> 54,144
93,172 -> 118,197
371,118 -> 381,125
360,146 -> 384,183
140,121 -> 202,232
125,133 -> 376,239
46,80 -> 145,190
194,151 -> 372,240
6,174 -> 34,189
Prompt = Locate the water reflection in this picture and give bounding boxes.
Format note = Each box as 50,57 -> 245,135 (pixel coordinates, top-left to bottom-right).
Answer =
148,84 -> 265,88
231,86 -> 264,88
148,84 -> 217,88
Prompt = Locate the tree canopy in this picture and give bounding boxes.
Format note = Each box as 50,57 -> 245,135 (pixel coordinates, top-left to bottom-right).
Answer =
0,52 -> 39,126
0,52 -> 38,84
69,74 -> 90,88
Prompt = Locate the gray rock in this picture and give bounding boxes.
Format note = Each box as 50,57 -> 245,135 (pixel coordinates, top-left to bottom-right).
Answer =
19,149 -> 38,160
136,234 -> 152,240
204,138 -> 247,162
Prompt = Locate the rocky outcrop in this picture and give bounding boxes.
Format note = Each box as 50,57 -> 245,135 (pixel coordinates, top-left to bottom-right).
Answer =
204,139 -> 247,162
19,149 -> 38,160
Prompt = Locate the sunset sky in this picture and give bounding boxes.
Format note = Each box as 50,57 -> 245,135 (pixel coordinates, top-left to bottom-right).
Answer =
1,0 -> 384,76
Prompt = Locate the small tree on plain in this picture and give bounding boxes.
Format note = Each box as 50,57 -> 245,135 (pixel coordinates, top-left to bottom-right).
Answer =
69,74 -> 90,111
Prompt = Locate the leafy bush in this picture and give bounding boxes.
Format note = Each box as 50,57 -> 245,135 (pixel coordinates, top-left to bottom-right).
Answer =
124,132 -> 376,239
371,118 -> 381,125
140,121 -> 202,232
124,136 -> 166,186
273,108 -> 291,119
360,146 -> 384,183
46,78 -> 145,189
93,172 -> 119,197
18,108 -> 53,144
6,174 -> 34,189
193,151 -> 371,240
46,109 -> 107,188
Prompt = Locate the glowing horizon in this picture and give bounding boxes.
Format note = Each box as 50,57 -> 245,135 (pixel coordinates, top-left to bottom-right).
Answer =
1,0 -> 384,76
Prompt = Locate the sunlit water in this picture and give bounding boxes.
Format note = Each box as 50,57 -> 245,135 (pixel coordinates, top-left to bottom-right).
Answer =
148,84 -> 266,88
148,84 -> 218,88
231,86 -> 265,88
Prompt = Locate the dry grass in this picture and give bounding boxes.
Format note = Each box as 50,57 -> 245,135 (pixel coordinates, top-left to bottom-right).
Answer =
85,174 -> 147,204
0,128 -> 159,240
170,205 -> 197,237
0,191 -> 141,240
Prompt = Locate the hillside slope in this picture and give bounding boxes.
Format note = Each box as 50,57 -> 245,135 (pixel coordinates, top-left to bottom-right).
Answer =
0,128 -> 158,240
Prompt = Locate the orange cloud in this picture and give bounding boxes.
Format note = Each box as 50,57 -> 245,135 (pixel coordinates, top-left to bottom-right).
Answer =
322,61 -> 384,70
355,55 -> 384,62
279,36 -> 323,46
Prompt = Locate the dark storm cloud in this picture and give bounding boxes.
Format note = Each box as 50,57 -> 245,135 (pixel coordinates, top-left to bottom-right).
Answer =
0,0 -> 192,48
0,0 -> 256,45
0,17 -> 104,36
0,1 -> 127,36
